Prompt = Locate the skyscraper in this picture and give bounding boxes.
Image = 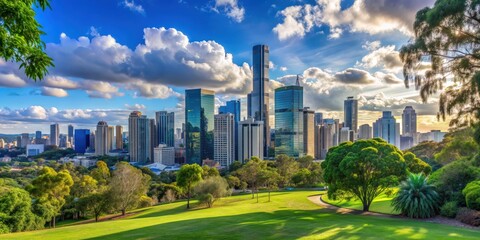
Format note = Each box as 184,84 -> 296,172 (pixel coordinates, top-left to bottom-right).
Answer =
248,45 -> 270,157
20,133 -> 30,148
50,123 -> 59,146
344,96 -> 358,132
74,129 -> 90,154
238,117 -> 264,163
303,107 -> 315,157
314,112 -> 323,125
315,120 -> 338,160
150,119 -> 157,161
68,124 -> 74,146
107,126 -> 114,151
185,89 -> 215,165
275,85 -> 304,158
402,106 -> 417,136
128,111 -> 152,163
115,125 -> 123,149
90,132 -> 95,152
35,131 -> 42,140
219,99 -> 241,160
373,111 -> 400,147
214,113 -> 235,167
156,111 -> 175,147
95,121 -> 109,156
358,124 -> 373,139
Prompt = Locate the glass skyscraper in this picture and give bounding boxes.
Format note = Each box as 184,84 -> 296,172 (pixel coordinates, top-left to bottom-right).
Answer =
344,96 -> 358,132
248,45 -> 270,157
274,85 -> 304,158
219,99 -> 240,160
185,89 -> 215,165
156,111 -> 175,147
128,111 -> 152,163
74,129 -> 90,154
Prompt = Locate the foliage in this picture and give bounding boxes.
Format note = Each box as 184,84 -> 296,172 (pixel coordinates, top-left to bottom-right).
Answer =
89,161 -> 110,185
435,128 -> 479,165
33,148 -> 75,160
292,168 -> 312,187
194,176 -> 230,208
455,207 -> 480,227
258,168 -> 280,202
236,157 -> 267,200
79,190 -> 110,222
462,180 -> 480,210
201,165 -> 220,179
176,164 -> 203,209
229,161 -> 243,173
401,0 -> 480,128
108,162 -> 150,215
138,196 -> 155,208
149,183 -> 181,203
392,173 -> 440,218
322,138 -> 408,211
440,201 -> 459,218
404,152 -> 432,175
0,185 -> 41,233
275,154 -> 299,187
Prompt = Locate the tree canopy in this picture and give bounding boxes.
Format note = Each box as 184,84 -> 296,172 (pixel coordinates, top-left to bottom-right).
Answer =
176,164 -> 203,209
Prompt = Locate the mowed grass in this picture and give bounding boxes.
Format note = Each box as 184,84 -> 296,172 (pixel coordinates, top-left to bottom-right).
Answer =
2,191 -> 479,240
322,192 -> 399,214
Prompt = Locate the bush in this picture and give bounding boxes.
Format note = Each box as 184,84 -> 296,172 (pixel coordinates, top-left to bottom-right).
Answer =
455,208 -> 480,226
138,196 -> 154,208
440,201 -> 459,218
198,193 -> 214,208
462,180 -> 480,210
194,176 -> 230,208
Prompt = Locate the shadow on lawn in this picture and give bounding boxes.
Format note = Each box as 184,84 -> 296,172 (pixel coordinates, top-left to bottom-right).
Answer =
83,208 -> 462,240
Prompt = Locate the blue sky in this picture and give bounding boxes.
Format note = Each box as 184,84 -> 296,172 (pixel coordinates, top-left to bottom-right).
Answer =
0,0 -> 446,134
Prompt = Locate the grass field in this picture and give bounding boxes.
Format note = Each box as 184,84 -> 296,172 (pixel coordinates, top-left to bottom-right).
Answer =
2,191 -> 479,239
322,192 -> 399,214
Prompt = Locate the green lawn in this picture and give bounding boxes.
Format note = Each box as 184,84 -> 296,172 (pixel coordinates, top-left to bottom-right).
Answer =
2,191 -> 478,239
322,192 -> 399,214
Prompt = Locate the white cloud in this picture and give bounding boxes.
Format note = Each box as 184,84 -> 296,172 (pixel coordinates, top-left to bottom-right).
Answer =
357,41 -> 403,73
280,66 -> 288,71
0,73 -> 27,87
214,0 -> 245,22
124,103 -> 146,110
40,87 -> 69,97
122,0 -> 145,15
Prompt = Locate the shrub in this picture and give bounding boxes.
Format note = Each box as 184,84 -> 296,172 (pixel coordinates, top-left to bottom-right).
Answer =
194,176 -> 230,208
455,208 -> 480,226
198,193 -> 214,208
462,180 -> 480,210
440,201 -> 459,218
392,173 -> 440,218
138,196 -> 154,208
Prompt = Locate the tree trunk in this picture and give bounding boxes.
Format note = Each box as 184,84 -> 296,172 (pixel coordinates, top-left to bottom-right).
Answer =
251,188 -> 254,199
95,214 -> 99,222
122,209 -> 126,216
52,216 -> 56,228
256,189 -> 259,203
362,202 -> 370,212
187,190 -> 190,209
268,191 -> 271,202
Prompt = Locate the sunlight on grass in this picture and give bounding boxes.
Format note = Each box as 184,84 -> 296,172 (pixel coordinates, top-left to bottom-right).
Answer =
322,192 -> 400,214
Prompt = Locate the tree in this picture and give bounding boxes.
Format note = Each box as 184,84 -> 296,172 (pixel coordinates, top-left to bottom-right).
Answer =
435,128 -> 479,165
404,152 -> 432,175
194,176 -> 230,208
462,180 -> 480,210
0,185 -> 41,233
259,168 -> 280,202
393,173 -> 440,218
275,154 -> 299,187
0,0 -> 54,80
79,190 -> 110,222
237,157 -> 267,200
322,139 -> 408,211
401,0 -> 480,130
176,164 -> 203,209
90,161 -> 110,185
229,161 -> 243,173
292,168 -> 312,187
28,167 -> 73,228
201,165 -> 220,179
108,162 -> 150,215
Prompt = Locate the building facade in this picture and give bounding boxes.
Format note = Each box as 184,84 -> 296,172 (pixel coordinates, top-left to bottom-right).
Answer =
358,124 -> 373,139
238,118 -> 264,162
344,96 -> 358,133
153,144 -> 175,166
128,111 -> 152,163
74,129 -> 90,154
156,111 -> 175,147
50,123 -> 59,147
303,108 -> 315,157
95,121 -> 109,156
214,113 -> 235,167
219,99 -> 241,161
402,106 -> 417,137
115,125 -> 123,150
373,111 -> 400,147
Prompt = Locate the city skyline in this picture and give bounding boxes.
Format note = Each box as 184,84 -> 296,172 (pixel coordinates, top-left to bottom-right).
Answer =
0,0 -> 446,134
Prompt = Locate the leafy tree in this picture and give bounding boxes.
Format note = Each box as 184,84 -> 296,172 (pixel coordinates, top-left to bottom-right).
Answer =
201,165 -> 220,179
149,183 -> 181,203
298,155 -> 314,169
225,175 -> 241,189
292,168 -> 312,187
259,168 -> 280,202
401,0 -> 480,130
393,173 -> 440,218
237,157 -> 267,200
404,152 -> 432,175
435,128 -> 479,165
108,162 -> 150,215
0,185 -> 41,233
275,154 -> 299,187
0,0 -> 54,80
28,167 -> 73,228
462,180 -> 480,210
229,161 -> 243,172
194,176 -> 230,208
322,139 -> 408,211
176,164 -> 203,209
79,190 -> 110,222
90,161 -> 110,185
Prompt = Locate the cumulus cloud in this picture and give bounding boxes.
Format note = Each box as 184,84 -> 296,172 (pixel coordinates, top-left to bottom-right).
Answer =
273,0 -> 435,40
124,103 -> 146,110
0,73 -> 27,87
127,81 -> 181,99
213,0 -> 245,22
358,92 -> 438,115
121,0 -> 145,15
40,87 -> 68,97
357,41 -> 403,73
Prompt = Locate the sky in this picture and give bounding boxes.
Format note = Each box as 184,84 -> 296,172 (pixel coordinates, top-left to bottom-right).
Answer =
0,0 -> 448,135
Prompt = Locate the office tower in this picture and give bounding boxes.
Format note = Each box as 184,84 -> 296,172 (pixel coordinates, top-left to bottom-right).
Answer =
248,45 -> 270,157
115,125 -> 123,150
214,113 -> 235,167
150,119 -> 157,161
68,124 -> 74,145
402,106 -> 417,136
50,123 -> 59,146
219,99 -> 241,160
107,126 -> 114,151
358,124 -> 373,139
89,132 -> 95,151
314,112 -> 323,125
238,117 -> 264,162
185,89 -> 215,165
95,121 -> 109,156
153,144 -> 175,165
156,111 -> 175,147
35,131 -> 42,142
0,139 -> 4,148
274,84 -> 304,158
26,144 -> 44,157
339,127 -> 351,143
344,96 -> 358,132
74,129 -> 90,154
59,134 -> 68,148
400,135 -> 414,150
315,121 -> 337,159
129,111 -> 152,163
20,133 -> 30,148
303,107 -> 315,157
373,111 -> 400,147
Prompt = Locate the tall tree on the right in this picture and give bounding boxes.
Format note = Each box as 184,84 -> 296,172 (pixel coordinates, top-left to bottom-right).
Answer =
401,0 -> 480,135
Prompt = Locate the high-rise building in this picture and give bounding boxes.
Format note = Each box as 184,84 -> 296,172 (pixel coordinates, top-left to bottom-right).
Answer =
95,121 -> 109,156
0,139 -> 5,149
339,127 -> 352,143
153,144 -> 175,166
358,124 -> 373,139
128,111 -> 152,163
214,113 -> 235,167
20,133 -> 30,148
90,132 -> 95,152
238,117 -> 264,163
68,124 -> 74,146
274,85 -> 304,158
156,111 -> 175,147
402,106 -> 417,137
303,108 -> 315,157
107,126 -> 114,151
314,112 -> 323,125
315,120 -> 338,159
35,131 -> 42,141
185,89 -> 215,165
74,129 -> 90,154
219,99 -> 241,160
344,96 -> 358,133
115,125 -> 123,149
50,123 -> 59,146
150,119 -> 157,161
373,111 -> 400,147
248,45 -> 270,157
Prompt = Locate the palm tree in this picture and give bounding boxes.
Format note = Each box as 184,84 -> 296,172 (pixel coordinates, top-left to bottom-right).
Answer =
392,173 -> 440,218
